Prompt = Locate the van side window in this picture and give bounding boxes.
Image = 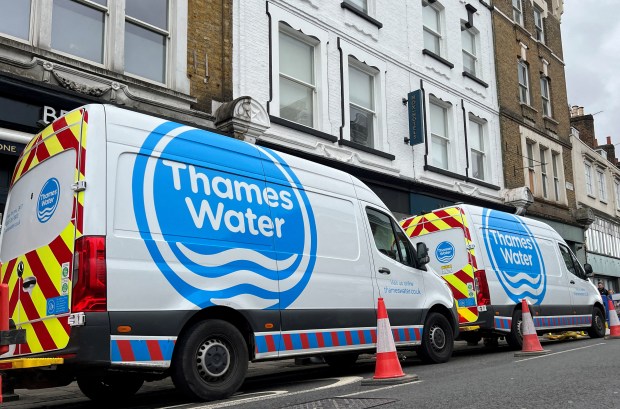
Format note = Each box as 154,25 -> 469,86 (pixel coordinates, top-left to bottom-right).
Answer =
559,244 -> 585,279
366,208 -> 416,268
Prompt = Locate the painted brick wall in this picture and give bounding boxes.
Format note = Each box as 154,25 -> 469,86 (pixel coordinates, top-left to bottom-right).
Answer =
231,0 -> 504,204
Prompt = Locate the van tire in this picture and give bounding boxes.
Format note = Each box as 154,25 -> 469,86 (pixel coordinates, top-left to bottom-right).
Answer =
587,307 -> 606,338
171,319 -> 248,402
77,373 -> 144,401
418,312 -> 453,364
324,353 -> 359,369
506,309 -> 523,350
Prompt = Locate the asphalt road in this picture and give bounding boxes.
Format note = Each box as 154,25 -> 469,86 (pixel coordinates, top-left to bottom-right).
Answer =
4,336 -> 619,409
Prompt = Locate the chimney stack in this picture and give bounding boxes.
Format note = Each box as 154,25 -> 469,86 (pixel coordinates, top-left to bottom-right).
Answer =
570,106 -> 596,149
601,136 -> 616,164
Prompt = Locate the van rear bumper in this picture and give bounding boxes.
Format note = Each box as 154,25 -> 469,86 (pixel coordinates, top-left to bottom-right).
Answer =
6,312 -> 111,368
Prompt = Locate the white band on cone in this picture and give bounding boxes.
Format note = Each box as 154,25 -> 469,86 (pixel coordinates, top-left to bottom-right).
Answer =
522,312 -> 536,335
377,318 -> 396,353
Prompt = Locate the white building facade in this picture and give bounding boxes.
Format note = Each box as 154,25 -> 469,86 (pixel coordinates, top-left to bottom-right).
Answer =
230,0 -> 507,218
571,128 -> 620,291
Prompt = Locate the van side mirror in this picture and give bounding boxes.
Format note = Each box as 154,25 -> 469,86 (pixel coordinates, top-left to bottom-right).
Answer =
416,242 -> 430,267
584,263 -> 594,277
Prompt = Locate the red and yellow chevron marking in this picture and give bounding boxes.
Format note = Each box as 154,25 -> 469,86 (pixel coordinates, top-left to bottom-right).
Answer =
401,207 -> 479,324
1,108 -> 88,356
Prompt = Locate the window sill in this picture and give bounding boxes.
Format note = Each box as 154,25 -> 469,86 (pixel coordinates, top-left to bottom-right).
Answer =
424,164 -> 466,181
340,2 -> 383,28
422,49 -> 454,69
270,116 -> 338,142
543,115 -> 559,125
600,199 -> 608,205
462,71 -> 489,88
467,177 -> 501,191
339,139 -> 395,160
587,194 -> 597,200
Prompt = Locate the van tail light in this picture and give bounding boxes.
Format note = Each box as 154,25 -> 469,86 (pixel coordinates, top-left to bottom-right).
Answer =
72,236 -> 107,312
474,269 -> 491,306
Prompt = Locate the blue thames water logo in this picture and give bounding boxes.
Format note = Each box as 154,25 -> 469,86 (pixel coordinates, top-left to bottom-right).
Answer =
482,209 -> 546,304
435,241 -> 455,263
132,122 -> 317,310
37,178 -> 60,223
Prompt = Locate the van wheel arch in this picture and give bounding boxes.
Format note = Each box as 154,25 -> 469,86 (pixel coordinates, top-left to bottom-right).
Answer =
425,304 -> 457,335
176,306 -> 255,360
505,304 -> 523,350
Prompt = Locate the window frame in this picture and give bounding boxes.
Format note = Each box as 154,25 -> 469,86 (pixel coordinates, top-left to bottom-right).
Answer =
344,0 -> 369,13
339,39 -> 387,152
533,5 -> 545,43
512,0 -> 524,26
585,162 -> 594,197
615,180 -> 620,210
268,3 -> 329,133
518,60 -> 530,105
539,146 -> 548,199
348,58 -> 377,148
468,115 -> 487,181
597,168 -> 608,202
277,24 -> 318,128
552,151 -> 560,201
422,0 -> 444,56
526,141 -> 536,191
0,0 -> 188,90
429,96 -> 452,171
540,76 -> 552,117
461,25 -> 478,77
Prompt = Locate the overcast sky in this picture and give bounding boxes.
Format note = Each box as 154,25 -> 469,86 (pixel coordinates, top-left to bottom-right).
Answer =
562,0 -> 620,147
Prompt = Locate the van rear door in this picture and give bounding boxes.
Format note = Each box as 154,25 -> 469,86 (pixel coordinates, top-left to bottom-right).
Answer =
401,207 -> 479,325
0,109 -> 87,356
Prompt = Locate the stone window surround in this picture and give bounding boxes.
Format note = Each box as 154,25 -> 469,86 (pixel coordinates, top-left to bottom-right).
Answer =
267,2 -> 329,133
339,38 -> 387,153
521,128 -> 567,205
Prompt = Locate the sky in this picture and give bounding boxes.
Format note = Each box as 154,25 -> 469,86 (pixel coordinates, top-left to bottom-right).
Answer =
562,0 -> 620,147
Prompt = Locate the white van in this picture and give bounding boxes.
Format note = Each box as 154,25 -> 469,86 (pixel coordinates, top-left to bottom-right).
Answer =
401,204 -> 605,348
0,105 -> 457,402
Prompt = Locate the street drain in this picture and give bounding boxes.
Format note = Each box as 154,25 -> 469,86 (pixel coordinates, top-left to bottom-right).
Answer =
281,397 -> 397,409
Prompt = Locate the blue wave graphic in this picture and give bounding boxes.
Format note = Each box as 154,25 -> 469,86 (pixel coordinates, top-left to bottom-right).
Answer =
133,123 -> 317,309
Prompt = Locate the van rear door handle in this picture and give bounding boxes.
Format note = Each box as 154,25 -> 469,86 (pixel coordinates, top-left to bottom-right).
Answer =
23,276 -> 37,291
570,280 -> 575,284
379,268 -> 391,275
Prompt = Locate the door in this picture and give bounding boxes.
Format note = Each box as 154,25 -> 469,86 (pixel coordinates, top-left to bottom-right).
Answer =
0,109 -> 86,356
401,207 -> 479,324
365,206 -> 426,329
558,244 -> 593,318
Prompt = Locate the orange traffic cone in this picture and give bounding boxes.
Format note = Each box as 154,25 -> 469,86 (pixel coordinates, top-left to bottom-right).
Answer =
361,298 -> 418,385
606,298 -> 620,339
514,299 -> 550,357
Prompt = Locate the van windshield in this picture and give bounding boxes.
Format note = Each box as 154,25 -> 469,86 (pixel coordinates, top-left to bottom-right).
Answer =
0,149 -> 76,262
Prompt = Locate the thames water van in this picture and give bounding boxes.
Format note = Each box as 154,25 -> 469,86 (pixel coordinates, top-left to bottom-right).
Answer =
401,204 -> 605,348
0,105 -> 457,402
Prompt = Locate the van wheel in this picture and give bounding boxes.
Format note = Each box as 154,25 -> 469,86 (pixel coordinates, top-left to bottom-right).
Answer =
324,353 -> 359,370
587,307 -> 606,338
506,309 -> 523,350
418,312 -> 453,364
77,373 -> 144,401
171,320 -> 248,402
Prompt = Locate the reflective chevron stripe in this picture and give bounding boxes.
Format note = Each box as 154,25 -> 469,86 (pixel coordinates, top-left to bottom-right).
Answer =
401,207 -> 479,324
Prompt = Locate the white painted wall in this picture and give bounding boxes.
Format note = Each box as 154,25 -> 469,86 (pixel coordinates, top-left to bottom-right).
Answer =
571,132 -> 620,217
233,0 -> 503,204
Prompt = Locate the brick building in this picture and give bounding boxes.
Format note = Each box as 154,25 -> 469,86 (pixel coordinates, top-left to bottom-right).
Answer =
492,0 -> 589,260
